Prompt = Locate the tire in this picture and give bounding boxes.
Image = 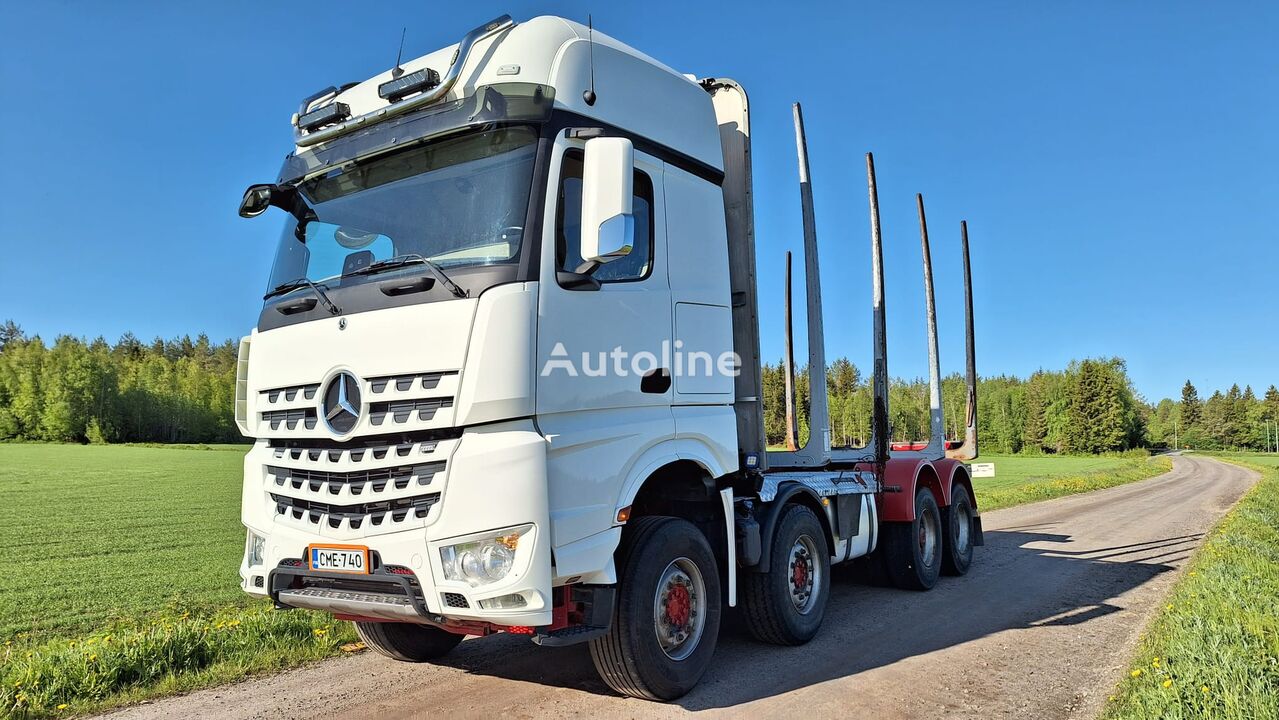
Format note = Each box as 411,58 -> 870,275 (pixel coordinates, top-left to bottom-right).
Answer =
353,621 -> 463,662
589,516 -> 721,701
942,484 -> 976,576
883,487 -> 942,591
741,504 -> 831,645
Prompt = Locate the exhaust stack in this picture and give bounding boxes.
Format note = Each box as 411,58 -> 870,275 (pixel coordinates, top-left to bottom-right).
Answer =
947,221 -> 979,460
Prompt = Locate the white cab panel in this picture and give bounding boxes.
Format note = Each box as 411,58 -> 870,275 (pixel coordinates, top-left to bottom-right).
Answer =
673,303 -> 734,399
454,283 -> 538,426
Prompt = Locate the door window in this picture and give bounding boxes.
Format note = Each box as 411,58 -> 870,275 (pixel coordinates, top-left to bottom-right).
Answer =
555,150 -> 654,282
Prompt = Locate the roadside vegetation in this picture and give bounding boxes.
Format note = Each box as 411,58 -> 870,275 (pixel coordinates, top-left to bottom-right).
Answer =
1103,453 -> 1279,720
0,444 -> 357,719
972,451 -> 1171,511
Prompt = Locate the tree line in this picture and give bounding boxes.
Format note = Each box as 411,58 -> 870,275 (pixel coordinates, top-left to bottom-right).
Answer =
0,321 -> 240,444
1,319 -> 1274,452
762,355 -> 1278,454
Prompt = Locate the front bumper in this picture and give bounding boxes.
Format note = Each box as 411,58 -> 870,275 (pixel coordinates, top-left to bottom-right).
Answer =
240,419 -> 553,627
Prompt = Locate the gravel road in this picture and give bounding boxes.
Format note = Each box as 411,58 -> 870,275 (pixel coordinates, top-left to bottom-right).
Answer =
102,454 -> 1257,720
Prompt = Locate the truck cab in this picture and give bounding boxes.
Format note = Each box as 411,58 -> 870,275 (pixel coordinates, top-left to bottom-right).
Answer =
237,14 -> 981,701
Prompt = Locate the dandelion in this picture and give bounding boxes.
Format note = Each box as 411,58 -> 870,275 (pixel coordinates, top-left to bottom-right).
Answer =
13,681 -> 21,688
1130,669 -> 1143,678
1165,603 -> 1174,610
89,653 -> 98,662
1108,696 -> 1116,702
1151,658 -> 1160,667
68,641 -> 76,648
313,628 -> 328,637
1163,679 -> 1173,688
57,704 -> 69,711
1201,685 -> 1210,694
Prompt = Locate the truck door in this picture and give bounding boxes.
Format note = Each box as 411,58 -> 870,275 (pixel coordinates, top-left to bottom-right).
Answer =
535,140 -> 673,550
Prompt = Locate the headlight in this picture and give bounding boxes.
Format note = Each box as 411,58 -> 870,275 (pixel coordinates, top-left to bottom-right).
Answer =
246,530 -> 266,567
439,524 -> 531,587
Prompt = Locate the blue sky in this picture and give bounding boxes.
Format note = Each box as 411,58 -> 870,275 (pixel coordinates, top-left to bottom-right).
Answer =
1,1 -> 1275,401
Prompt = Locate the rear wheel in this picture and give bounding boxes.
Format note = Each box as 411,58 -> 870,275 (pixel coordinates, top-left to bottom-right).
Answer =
354,621 -> 463,662
883,487 -> 942,591
741,504 -> 830,645
942,484 -> 975,576
589,516 -> 721,701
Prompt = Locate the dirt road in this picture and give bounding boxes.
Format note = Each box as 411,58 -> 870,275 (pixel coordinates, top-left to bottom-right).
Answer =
104,454 -> 1256,720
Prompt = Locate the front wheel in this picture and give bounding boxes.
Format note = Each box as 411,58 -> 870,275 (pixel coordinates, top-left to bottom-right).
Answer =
353,621 -> 463,662
883,487 -> 943,591
589,516 -> 721,701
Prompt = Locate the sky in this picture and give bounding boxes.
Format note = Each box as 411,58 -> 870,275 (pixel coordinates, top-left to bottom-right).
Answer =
1,1 -> 1275,402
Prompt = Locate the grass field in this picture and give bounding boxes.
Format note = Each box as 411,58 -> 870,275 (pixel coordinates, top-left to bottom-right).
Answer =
1103,453 -> 1279,720
972,452 -> 1171,511
0,444 -> 250,641
0,444 -> 1176,718
0,444 -> 355,718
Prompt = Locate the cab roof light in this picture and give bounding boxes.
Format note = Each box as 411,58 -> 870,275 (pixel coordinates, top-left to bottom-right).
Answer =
379,67 -> 441,103
298,102 -> 351,133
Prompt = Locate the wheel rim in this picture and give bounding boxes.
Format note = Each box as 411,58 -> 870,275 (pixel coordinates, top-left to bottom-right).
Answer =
652,557 -> 706,661
954,499 -> 971,554
918,505 -> 938,566
787,534 -> 822,614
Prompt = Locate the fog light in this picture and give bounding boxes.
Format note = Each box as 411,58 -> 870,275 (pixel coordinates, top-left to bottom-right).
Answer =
479,593 -> 528,610
246,530 -> 266,567
440,524 -> 531,587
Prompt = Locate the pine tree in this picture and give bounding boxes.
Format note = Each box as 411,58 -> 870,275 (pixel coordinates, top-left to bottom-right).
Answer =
1022,372 -> 1047,452
0,320 -> 23,352
1180,380 -> 1201,428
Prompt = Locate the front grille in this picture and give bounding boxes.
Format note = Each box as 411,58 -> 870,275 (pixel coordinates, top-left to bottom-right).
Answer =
367,371 -> 456,394
272,492 -> 441,529
442,592 -> 470,609
268,462 -> 444,496
271,440 -> 441,464
262,384 -> 320,403
369,398 -> 454,426
262,408 -> 318,431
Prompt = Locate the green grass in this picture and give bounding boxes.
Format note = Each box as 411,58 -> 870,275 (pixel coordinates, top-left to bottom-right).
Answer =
1102,453 -> 1279,720
0,444 -> 251,641
972,452 -> 1172,511
0,444 -> 356,719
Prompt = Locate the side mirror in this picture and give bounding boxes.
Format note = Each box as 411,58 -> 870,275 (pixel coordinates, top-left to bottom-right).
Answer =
238,184 -> 275,218
579,137 -> 634,269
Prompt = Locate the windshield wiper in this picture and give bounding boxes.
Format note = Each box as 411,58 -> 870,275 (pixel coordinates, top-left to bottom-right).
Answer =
264,278 -> 342,315
345,254 -> 469,298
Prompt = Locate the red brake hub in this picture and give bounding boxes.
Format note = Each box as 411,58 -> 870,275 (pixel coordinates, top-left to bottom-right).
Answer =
792,557 -> 809,590
666,584 -> 691,627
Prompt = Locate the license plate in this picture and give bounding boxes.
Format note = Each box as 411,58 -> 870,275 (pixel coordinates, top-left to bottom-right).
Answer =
308,544 -> 369,574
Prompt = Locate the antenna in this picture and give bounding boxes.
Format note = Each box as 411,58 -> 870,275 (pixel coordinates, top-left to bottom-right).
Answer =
392,27 -> 407,78
583,15 -> 597,106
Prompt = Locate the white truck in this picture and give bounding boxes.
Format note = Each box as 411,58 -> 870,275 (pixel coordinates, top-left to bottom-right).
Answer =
235,14 -> 983,700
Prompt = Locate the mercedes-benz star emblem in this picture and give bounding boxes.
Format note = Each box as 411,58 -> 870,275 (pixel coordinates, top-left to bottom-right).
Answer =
322,372 -> 361,435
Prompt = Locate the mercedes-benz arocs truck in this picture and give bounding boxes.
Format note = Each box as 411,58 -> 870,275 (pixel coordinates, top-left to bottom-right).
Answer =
235,14 -> 983,700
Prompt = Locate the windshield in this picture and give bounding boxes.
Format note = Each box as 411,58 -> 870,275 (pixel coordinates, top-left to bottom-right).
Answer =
266,125 -> 538,295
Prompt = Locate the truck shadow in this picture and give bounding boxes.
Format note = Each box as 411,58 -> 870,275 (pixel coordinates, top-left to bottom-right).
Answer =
427,528 -> 1204,709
